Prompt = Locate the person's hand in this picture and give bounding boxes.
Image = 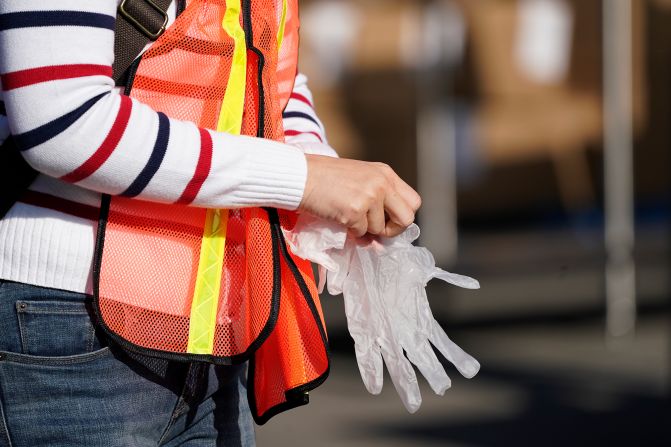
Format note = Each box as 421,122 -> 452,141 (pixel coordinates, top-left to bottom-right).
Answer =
299,155 -> 421,237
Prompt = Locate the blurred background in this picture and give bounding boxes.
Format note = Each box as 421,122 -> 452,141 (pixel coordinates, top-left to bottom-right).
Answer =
259,0 -> 670,445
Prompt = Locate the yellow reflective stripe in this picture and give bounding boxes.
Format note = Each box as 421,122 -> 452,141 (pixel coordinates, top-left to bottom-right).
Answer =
187,0 -> 247,356
187,210 -> 229,355
217,0 -> 247,135
277,0 -> 287,49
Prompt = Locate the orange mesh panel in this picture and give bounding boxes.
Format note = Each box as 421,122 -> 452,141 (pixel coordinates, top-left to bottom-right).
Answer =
241,50 -> 261,138
251,243 -> 329,419
97,0 -> 329,422
131,0 -> 235,129
279,209 -> 327,331
245,3 -> 330,420
98,0 -> 277,358
101,199 -> 204,317
250,0 -> 285,142
236,0 -> 294,140
211,208 -> 276,357
99,202 -> 276,357
276,0 -> 300,111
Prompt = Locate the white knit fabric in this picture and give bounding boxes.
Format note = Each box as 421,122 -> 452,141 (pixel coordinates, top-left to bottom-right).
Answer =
0,0 -> 330,293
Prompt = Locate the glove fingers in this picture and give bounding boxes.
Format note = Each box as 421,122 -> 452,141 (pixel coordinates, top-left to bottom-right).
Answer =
432,269 -> 480,290
354,341 -> 384,395
380,342 -> 422,413
317,265 -> 327,294
405,340 -> 452,396
326,265 -> 346,295
342,268 -> 385,395
430,320 -> 480,379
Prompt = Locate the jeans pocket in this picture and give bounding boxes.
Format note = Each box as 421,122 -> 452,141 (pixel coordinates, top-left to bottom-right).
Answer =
16,299 -> 102,357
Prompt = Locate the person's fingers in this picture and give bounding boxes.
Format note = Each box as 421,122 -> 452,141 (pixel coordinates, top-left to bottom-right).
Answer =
384,220 -> 406,238
391,176 -> 422,212
383,190 -> 415,230
376,163 -> 421,212
300,155 -> 421,235
349,216 -> 369,238
366,204 -> 386,236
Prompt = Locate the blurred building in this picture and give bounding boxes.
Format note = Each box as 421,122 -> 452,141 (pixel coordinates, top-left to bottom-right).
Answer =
299,0 -> 668,210
259,1 -> 670,446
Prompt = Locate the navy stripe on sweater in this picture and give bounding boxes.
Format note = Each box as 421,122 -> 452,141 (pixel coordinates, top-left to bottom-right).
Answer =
282,111 -> 321,128
0,11 -> 115,32
13,92 -> 106,151
121,112 -> 171,197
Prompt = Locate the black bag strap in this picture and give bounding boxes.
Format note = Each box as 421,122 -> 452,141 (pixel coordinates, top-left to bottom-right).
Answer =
113,0 -> 174,83
0,136 -> 37,218
1,0 -> 175,219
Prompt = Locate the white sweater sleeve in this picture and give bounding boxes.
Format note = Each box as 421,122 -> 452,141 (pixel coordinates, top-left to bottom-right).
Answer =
0,0 -> 307,210
282,73 -> 339,158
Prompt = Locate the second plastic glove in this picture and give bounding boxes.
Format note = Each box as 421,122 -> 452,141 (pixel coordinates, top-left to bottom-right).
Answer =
283,215 -> 480,413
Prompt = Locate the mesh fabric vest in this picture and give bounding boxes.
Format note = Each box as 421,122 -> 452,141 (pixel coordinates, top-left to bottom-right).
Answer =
92,0 -> 329,424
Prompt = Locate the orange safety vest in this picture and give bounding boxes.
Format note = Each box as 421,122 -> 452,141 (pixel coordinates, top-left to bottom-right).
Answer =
91,0 -> 328,424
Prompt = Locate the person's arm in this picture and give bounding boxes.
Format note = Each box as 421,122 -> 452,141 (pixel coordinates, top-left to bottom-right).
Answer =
0,0 -> 420,237
0,0 -> 307,210
282,73 -> 339,158
283,73 -> 328,144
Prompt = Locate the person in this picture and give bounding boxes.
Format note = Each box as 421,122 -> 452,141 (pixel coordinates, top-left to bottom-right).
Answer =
0,0 -> 421,445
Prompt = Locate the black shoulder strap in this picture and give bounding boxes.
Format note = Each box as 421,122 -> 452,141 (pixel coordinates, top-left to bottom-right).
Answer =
0,136 -> 37,218
0,0 -> 175,219
113,0 -> 174,83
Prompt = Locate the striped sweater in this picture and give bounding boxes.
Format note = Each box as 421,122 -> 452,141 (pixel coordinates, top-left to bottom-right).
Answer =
0,0 -> 334,294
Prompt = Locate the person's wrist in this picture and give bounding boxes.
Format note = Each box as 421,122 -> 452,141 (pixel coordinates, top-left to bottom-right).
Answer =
299,154 -> 320,213
292,142 -> 339,158
225,136 -> 308,210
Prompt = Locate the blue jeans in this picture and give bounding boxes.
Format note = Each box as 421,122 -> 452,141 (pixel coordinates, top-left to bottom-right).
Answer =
0,280 -> 255,447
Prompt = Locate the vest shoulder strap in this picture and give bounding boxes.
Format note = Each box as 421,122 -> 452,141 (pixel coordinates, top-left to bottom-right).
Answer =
113,0 -> 175,83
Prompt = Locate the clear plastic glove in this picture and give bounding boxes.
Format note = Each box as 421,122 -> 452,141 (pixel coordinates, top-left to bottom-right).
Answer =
284,214 -> 480,413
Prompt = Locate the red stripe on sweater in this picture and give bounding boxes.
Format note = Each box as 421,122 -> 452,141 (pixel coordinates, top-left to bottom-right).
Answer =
284,129 -> 323,142
61,95 -> 132,183
289,92 -> 313,108
177,128 -> 213,204
1,64 -> 112,91
17,190 -> 203,237
19,190 -> 100,221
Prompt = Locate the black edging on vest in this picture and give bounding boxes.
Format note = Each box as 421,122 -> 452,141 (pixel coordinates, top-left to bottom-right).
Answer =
239,0 -> 330,424
89,0 -> 330,425
91,13 -> 283,368
248,209 -> 332,425
241,0 -> 266,140
0,0 -> 329,424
